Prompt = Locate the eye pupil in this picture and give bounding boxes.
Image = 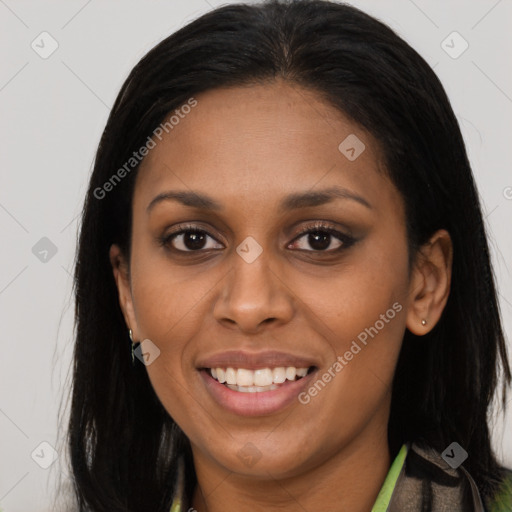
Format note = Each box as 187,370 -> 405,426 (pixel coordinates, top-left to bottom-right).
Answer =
308,231 -> 330,251
184,231 -> 206,250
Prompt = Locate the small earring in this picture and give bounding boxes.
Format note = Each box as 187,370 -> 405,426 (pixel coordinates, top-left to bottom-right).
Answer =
421,319 -> 427,326
129,329 -> 136,365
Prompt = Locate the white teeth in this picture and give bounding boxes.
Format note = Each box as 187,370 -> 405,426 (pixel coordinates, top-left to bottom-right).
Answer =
216,368 -> 226,383
226,383 -> 280,392
254,368 -> 273,387
236,368 -> 254,386
225,367 -> 237,385
296,367 -> 308,378
209,366 -> 310,390
272,367 -> 286,383
285,367 -> 296,381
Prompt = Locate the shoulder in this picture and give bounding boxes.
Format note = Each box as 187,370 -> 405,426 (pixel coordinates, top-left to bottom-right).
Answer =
389,442 -> 497,511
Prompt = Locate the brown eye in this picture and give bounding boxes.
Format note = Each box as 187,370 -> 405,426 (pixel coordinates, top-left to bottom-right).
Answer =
162,226 -> 224,252
309,231 -> 339,251
289,224 -> 356,252
291,230 -> 342,251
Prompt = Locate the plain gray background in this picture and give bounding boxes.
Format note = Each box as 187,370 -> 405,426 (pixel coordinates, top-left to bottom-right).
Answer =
0,0 -> 511,510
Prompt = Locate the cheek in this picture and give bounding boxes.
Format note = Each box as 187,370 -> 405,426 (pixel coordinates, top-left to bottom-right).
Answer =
294,237 -> 409,350
127,245 -> 225,419
129,237 -> 218,343
129,266 -> 208,429
293,233 -> 409,409
295,286 -> 406,450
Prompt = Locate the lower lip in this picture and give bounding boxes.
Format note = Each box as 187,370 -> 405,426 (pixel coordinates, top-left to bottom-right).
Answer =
199,369 -> 317,416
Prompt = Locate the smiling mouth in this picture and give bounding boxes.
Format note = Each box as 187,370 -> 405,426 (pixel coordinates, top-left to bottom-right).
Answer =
203,366 -> 316,393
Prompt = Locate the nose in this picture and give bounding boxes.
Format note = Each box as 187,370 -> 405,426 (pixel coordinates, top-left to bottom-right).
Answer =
213,248 -> 295,333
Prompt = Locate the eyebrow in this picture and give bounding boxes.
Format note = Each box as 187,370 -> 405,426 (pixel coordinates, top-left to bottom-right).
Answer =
146,186 -> 372,213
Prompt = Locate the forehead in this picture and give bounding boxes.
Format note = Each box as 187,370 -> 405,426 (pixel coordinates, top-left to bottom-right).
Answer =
133,80 -> 399,216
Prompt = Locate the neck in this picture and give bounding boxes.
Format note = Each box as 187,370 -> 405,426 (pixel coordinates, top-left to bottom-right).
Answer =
190,422 -> 392,512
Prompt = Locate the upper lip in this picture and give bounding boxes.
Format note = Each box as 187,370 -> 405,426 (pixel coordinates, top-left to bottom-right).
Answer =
197,350 -> 319,370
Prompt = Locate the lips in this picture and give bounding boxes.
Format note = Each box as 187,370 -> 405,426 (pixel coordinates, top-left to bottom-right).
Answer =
197,350 -> 319,415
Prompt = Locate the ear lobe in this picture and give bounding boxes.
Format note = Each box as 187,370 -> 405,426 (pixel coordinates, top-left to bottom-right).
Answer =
109,244 -> 140,341
405,229 -> 453,335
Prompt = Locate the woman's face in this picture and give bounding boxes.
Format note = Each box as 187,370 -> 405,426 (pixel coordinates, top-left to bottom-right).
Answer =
112,80 -> 426,478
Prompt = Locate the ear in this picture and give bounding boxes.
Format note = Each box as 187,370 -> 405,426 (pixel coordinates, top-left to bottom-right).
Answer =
406,229 -> 453,335
109,244 -> 140,341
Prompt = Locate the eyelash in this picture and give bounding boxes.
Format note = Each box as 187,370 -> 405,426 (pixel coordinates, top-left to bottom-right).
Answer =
159,221 -> 356,255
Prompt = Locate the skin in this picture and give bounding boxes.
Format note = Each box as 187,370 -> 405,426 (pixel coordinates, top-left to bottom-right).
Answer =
110,80 -> 453,512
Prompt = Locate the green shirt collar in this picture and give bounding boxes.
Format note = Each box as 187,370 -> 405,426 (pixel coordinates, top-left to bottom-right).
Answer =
371,443 -> 408,511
